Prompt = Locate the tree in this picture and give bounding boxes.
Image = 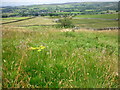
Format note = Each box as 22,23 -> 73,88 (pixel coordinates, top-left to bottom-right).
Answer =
58,17 -> 74,28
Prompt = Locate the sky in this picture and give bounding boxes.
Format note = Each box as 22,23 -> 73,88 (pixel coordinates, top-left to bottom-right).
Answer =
1,0 -> 119,6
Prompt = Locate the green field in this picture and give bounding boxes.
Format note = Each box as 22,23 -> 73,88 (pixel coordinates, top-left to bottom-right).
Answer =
2,15 -> 118,88
75,14 -> 118,19
72,19 -> 118,29
1,14 -> 118,29
85,9 -> 95,11
2,17 -> 30,20
0,17 -> 31,24
3,17 -> 55,26
72,14 -> 118,29
52,12 -> 82,14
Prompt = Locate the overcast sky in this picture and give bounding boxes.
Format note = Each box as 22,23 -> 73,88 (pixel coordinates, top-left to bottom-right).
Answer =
1,0 -> 119,6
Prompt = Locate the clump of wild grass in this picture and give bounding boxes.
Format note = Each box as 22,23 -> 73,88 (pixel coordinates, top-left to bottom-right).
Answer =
2,23 -> 118,88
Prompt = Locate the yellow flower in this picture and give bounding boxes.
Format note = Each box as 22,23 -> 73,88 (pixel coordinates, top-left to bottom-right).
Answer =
40,45 -> 46,49
38,49 -> 42,52
29,47 -> 37,50
29,45 -> 46,52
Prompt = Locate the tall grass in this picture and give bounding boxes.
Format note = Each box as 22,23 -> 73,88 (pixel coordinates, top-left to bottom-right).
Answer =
0,25 -> 2,89
2,25 -> 118,88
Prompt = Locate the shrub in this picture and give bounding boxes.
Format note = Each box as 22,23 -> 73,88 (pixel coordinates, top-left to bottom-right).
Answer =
58,17 -> 74,28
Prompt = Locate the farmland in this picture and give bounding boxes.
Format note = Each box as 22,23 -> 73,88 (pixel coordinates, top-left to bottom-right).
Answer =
2,2 -> 118,17
72,18 -> 118,29
1,17 -> 30,23
1,14 -> 118,29
2,13 -> 119,88
75,14 -> 118,19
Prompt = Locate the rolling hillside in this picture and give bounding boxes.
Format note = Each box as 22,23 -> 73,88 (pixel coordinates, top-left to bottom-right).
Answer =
2,2 -> 118,17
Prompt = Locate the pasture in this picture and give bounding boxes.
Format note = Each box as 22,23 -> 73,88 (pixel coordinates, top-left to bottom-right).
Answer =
50,14 -> 118,29
73,14 -> 118,29
75,14 -> 118,19
2,15 -> 119,88
0,17 -> 30,24
72,19 -> 118,29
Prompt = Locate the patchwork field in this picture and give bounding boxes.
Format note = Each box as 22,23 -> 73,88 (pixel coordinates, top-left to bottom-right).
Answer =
75,14 -> 118,19
1,14 -> 118,29
50,14 -> 118,29
72,19 -> 118,29
0,17 -> 30,24
2,15 -> 119,88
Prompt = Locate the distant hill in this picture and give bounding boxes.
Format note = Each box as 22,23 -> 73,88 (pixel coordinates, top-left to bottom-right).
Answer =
1,2 -> 118,17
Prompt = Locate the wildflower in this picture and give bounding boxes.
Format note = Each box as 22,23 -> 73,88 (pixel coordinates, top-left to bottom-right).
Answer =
40,45 -> 46,49
29,47 -> 37,50
37,49 -> 42,52
29,45 -> 46,52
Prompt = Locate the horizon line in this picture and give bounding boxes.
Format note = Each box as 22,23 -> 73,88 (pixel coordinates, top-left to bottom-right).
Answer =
1,1 -> 119,7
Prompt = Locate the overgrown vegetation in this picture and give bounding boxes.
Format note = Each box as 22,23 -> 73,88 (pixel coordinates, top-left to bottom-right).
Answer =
2,25 -> 118,88
1,2 -> 119,88
57,17 -> 74,28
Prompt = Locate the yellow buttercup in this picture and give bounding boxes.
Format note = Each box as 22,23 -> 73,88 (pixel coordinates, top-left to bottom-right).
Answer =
29,45 -> 46,52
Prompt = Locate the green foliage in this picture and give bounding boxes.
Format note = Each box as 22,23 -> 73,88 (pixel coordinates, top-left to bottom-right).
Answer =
58,17 -> 74,28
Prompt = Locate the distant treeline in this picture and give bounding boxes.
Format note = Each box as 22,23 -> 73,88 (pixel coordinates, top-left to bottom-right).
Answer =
1,2 -> 118,17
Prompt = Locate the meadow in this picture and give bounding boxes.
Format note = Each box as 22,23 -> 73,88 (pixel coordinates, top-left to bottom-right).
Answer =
2,15 -> 119,88
72,19 -> 118,29
72,14 -> 118,29
75,14 -> 118,19
0,17 -> 30,24
54,14 -> 118,29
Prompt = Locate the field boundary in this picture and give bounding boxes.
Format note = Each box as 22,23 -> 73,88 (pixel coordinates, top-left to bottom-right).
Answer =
73,17 -> 118,21
1,17 -> 36,25
93,27 -> 119,30
72,27 -> 119,31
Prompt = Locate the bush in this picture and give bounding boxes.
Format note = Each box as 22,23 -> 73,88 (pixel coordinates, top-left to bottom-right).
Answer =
58,17 -> 74,28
